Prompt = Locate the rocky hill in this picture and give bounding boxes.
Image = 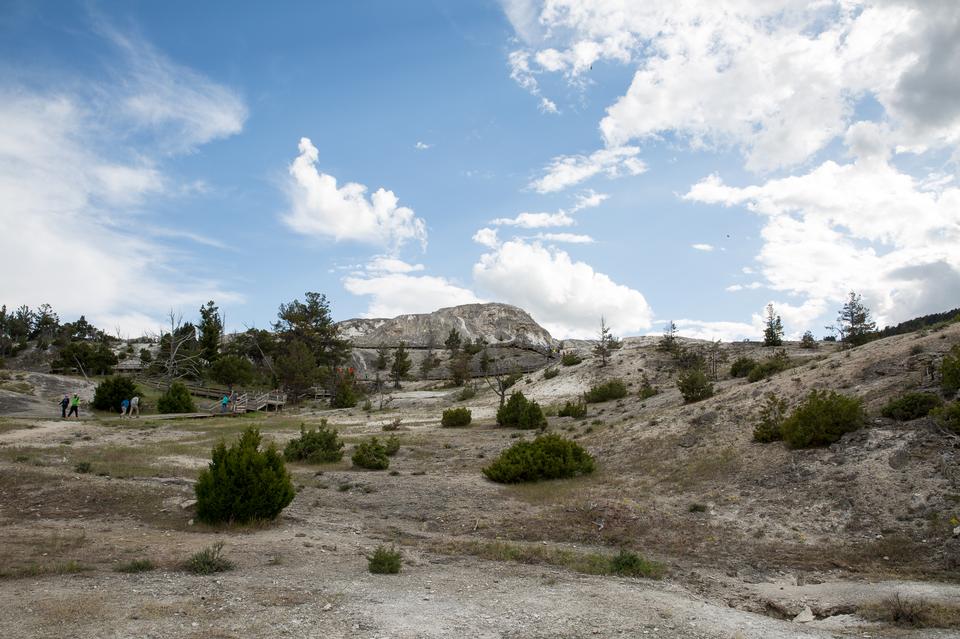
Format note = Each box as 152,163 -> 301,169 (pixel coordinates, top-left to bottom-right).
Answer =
339,303 -> 557,379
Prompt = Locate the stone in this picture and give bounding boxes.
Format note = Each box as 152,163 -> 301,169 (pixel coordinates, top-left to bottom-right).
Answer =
793,606 -> 815,623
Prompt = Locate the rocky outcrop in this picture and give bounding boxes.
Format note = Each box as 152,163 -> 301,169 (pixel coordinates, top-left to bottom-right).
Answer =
337,303 -> 557,380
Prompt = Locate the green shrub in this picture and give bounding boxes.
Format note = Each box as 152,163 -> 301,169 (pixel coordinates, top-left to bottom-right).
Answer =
780,390 -> 865,448
92,376 -> 142,412
115,558 -> 155,573
384,434 -> 401,456
194,428 -> 295,524
800,331 -> 818,349
943,345 -> 960,395
441,407 -> 472,427
637,373 -> 659,400
283,421 -> 344,463
496,391 -> 547,429
747,352 -> 791,382
677,369 -> 714,403
329,369 -> 359,408
752,393 -> 788,443
74,461 -> 92,474
457,385 -> 476,401
583,379 -> 627,403
558,399 -> 587,419
543,367 -> 559,380
561,352 -> 583,366
157,381 -> 196,414
367,545 -> 402,574
184,541 -> 233,574
483,433 -> 595,484
730,357 -> 758,378
931,402 -> 960,434
352,438 -> 389,470
880,392 -> 943,421
608,549 -> 664,579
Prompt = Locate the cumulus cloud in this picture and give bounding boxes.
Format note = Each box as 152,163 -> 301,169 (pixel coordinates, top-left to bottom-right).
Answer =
343,271 -> 481,319
492,211 -> 575,228
0,31 -> 245,336
365,256 -> 425,274
414,141 -> 432,150
284,137 -> 428,250
472,227 -> 500,249
530,146 -> 646,193
685,129 -> 960,326
473,239 -> 653,338
504,1 -> 960,171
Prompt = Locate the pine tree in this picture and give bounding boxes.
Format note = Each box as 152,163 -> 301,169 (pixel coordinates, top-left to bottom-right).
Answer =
375,343 -> 390,371
832,291 -> 877,346
658,320 -> 679,355
592,317 -> 614,367
390,343 -> 412,388
444,329 -> 461,354
198,301 -> 223,364
763,304 -> 784,347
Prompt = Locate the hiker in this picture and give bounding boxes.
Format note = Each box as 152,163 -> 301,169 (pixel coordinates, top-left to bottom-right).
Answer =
120,398 -> 130,417
59,394 -> 69,419
67,393 -> 80,419
129,395 -> 140,418
220,394 -> 230,413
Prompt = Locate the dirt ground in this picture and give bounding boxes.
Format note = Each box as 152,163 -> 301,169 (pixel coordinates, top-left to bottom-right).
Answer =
1,325 -> 959,638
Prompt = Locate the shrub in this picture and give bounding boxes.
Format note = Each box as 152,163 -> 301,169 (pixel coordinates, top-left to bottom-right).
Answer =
157,381 -> 196,414
115,558 -> 155,573
367,545 -> 402,574
943,345 -> 960,395
637,373 -> 659,400
880,392 -> 943,421
543,367 -> 559,380
482,433 -> 595,483
283,421 -> 344,463
329,368 -> 359,408
752,393 -> 788,443
608,549 -> 663,579
561,352 -> 583,366
932,402 -> 960,434
730,357 -> 758,378
381,417 -> 402,431
677,369 -> 714,403
747,352 -> 791,382
441,407 -> 472,427
352,438 -> 389,470
780,390 -> 865,448
74,461 -> 92,474
583,379 -> 627,403
184,541 -> 233,574
457,385 -> 476,401
799,331 -> 818,349
92,376 -> 142,412
496,391 -> 547,429
558,399 -> 587,419
384,434 -> 401,456
194,428 -> 295,524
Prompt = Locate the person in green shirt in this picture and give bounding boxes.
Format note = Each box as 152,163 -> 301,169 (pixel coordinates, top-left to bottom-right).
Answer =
67,393 -> 80,418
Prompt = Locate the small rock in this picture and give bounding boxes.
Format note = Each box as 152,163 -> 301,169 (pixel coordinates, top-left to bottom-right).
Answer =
180,499 -> 197,510
793,606 -> 815,623
953,525 -> 960,538
322,603 -> 332,611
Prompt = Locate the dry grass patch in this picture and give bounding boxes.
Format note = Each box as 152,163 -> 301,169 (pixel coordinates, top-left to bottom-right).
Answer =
34,593 -> 108,626
859,593 -> 960,629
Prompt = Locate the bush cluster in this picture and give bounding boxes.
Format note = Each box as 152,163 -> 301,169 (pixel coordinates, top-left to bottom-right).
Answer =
677,369 -> 714,403
92,376 -> 142,412
608,549 -> 664,579
367,545 -> 402,574
543,367 -> 559,380
747,352 -> 791,382
729,357 -> 758,378
943,345 -> 960,395
441,407 -> 472,427
352,438 -> 389,470
560,352 -> 583,366
194,428 -> 295,524
799,331 -> 818,349
932,402 -> 960,434
283,421 -> 344,463
496,391 -> 547,429
583,379 -> 627,403
880,392 -> 943,421
752,393 -> 788,443
780,390 -> 865,448
482,433 -> 595,484
558,399 -> 587,419
158,381 -> 197,414
384,434 -> 400,456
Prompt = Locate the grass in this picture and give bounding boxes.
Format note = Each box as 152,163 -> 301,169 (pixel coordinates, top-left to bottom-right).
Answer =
859,593 -> 960,629
184,542 -> 234,575
432,539 -> 665,579
114,558 -> 156,573
367,545 -> 402,574
0,560 -> 88,580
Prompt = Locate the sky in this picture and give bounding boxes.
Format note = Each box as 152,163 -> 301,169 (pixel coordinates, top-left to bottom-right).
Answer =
0,0 -> 958,340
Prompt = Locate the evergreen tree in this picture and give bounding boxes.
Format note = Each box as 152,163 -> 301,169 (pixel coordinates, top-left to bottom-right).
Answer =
273,292 -> 351,369
375,342 -> 390,371
444,329 -> 461,354
832,291 -> 877,346
275,339 -> 319,401
592,317 -> 615,367
198,300 -> 223,364
390,343 -> 412,388
658,320 -> 679,355
763,304 -> 784,347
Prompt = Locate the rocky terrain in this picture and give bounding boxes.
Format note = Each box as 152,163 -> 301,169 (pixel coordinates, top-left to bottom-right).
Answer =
0,310 -> 958,638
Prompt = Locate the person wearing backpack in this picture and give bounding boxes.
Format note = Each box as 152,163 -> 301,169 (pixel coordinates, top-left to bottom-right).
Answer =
59,394 -> 69,419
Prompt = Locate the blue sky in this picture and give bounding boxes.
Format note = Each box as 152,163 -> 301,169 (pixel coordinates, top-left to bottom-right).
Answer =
1,1 -> 958,339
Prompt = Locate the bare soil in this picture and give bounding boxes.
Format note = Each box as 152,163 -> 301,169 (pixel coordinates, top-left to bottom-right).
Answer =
1,325 -> 959,637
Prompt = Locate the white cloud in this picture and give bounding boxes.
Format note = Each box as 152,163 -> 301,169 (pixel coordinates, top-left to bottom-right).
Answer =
414,141 -> 432,150
492,211 -> 575,228
725,282 -> 762,292
691,243 -> 714,252
685,128 -> 960,326
0,31 -> 245,336
671,319 -> 759,342
472,227 -> 500,249
535,232 -> 594,244
539,97 -> 559,114
473,239 -> 653,338
365,256 -> 425,274
343,272 -> 482,319
530,145 -> 645,193
284,137 -> 428,250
